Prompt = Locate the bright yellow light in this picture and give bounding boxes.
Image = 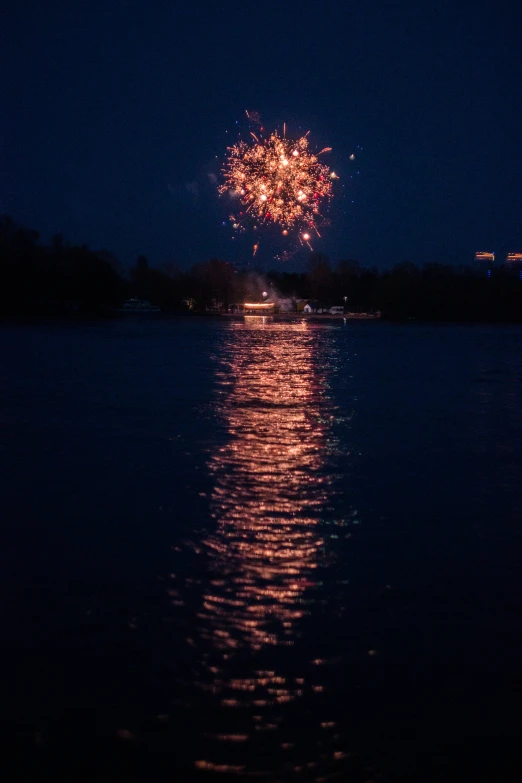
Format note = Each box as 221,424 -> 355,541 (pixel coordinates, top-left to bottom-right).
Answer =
303,233 -> 310,241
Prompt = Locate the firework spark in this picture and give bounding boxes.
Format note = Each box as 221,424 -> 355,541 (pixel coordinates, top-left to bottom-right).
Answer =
219,126 -> 335,244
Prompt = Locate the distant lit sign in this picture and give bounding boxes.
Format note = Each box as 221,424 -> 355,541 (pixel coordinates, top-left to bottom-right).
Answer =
475,251 -> 495,262
506,253 -> 522,263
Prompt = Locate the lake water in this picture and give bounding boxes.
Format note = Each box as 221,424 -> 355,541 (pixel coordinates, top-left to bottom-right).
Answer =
1,317 -> 522,778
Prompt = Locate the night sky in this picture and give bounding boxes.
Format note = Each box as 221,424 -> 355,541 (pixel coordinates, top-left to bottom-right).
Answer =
1,0 -> 521,270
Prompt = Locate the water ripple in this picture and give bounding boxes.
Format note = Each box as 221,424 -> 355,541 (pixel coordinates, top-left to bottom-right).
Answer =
170,320 -> 353,779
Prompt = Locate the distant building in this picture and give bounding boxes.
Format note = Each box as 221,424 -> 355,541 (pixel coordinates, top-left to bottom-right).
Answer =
474,251 -> 494,278
302,300 -> 329,314
206,298 -> 224,312
474,251 -> 495,264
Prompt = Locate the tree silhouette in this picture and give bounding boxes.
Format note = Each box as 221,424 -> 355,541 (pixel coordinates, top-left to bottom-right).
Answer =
1,213 -> 522,321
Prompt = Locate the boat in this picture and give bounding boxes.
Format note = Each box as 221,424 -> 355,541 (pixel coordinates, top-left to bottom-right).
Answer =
113,298 -> 161,314
243,301 -> 276,314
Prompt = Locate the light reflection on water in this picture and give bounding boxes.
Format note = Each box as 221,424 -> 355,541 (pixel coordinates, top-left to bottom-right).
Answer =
173,319 -> 352,778
4,321 -> 522,775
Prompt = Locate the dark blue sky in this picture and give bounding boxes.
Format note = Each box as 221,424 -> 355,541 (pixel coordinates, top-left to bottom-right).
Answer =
1,0 -> 521,270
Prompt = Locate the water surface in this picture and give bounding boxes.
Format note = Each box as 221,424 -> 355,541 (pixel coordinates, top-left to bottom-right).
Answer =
1,318 -> 522,778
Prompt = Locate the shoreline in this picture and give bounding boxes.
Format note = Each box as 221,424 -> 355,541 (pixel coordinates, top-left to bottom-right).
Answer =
221,311 -> 381,320
3,312 -> 522,326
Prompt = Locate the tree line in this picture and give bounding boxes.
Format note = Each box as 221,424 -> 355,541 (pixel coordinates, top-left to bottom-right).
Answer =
1,214 -> 521,322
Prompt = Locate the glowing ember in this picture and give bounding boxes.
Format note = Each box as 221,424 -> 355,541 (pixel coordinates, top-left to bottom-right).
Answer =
219,125 -> 336,241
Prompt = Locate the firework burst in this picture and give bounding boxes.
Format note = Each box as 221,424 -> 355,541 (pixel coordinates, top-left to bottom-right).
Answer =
219,124 -> 336,248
